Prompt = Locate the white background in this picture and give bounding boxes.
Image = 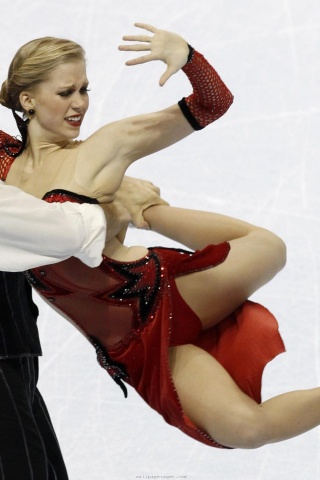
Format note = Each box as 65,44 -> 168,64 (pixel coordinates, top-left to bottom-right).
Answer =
1,0 -> 320,479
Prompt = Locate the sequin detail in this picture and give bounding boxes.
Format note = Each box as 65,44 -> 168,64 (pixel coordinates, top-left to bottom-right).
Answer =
102,252 -> 162,327
178,49 -> 233,130
43,189 -> 99,205
0,130 -> 23,181
25,270 -> 51,292
90,336 -> 129,398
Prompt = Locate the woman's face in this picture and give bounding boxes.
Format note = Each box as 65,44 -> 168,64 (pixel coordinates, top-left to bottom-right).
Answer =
29,59 -> 89,142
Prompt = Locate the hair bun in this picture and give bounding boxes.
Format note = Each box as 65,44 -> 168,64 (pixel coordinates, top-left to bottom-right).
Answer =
0,79 -> 11,109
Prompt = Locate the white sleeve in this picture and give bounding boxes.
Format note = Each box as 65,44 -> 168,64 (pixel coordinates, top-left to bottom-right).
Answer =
0,182 -> 106,271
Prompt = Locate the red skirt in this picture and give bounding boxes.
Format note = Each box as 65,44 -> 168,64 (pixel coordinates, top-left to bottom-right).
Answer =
28,243 -> 285,449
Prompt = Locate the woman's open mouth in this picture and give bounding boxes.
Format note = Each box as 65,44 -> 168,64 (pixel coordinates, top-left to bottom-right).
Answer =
65,115 -> 82,127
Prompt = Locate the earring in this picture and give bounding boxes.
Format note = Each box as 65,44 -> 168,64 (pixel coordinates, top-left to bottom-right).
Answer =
28,109 -> 35,116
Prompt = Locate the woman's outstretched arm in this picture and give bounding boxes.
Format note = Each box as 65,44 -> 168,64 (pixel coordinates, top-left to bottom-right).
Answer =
75,24 -> 233,197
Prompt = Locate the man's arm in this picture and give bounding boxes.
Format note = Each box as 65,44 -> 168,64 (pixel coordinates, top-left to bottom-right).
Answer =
115,176 -> 169,229
0,176 -> 166,271
0,182 -> 106,271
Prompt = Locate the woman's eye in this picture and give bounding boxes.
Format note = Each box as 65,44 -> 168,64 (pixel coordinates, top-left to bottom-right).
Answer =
58,90 -> 72,97
58,88 -> 90,97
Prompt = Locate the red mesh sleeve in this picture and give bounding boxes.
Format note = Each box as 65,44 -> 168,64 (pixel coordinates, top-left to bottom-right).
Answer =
178,47 -> 233,130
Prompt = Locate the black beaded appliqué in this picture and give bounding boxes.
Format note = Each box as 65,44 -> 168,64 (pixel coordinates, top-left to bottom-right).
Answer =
0,131 -> 23,181
25,269 -> 72,302
90,336 -> 129,398
0,131 -> 22,157
25,269 -> 51,292
102,251 -> 162,327
42,189 -> 99,205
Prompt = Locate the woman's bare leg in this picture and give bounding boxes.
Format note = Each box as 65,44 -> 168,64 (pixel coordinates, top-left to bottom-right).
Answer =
144,207 -> 318,447
144,205 -> 286,328
169,344 -> 320,449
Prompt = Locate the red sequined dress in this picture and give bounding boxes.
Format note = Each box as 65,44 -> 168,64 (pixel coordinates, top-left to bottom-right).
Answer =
0,129 -> 285,448
27,190 -> 285,449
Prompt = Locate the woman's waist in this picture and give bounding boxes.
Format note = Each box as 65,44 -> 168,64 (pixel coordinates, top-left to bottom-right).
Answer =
103,238 -> 149,262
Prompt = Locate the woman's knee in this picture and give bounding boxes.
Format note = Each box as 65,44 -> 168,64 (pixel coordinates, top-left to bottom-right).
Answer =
210,407 -> 271,449
255,228 -> 287,273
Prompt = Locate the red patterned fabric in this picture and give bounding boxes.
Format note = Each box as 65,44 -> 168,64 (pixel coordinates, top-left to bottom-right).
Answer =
0,131 -> 22,181
0,141 -> 285,448
26,193 -> 285,449
179,49 -> 234,130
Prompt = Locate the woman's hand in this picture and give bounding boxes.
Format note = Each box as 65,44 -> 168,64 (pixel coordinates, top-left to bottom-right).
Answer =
118,23 -> 189,86
115,176 -> 169,229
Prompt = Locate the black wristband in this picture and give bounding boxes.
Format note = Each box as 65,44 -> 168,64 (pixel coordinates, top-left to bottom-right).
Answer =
178,98 -> 203,131
186,44 -> 194,64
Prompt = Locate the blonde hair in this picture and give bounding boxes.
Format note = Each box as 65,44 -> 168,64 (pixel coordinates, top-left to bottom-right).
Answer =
0,37 -> 85,113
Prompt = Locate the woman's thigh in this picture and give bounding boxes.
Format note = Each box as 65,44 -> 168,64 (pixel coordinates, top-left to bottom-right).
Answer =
169,344 -> 269,449
175,233 -> 286,329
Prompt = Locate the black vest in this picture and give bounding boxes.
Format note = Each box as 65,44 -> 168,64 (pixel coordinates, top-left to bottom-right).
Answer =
0,271 -> 41,358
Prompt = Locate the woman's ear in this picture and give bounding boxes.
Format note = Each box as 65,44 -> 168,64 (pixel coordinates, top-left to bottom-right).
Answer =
19,92 -> 34,113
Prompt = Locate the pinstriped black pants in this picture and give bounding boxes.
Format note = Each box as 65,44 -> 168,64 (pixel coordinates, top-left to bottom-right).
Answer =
0,356 -> 68,480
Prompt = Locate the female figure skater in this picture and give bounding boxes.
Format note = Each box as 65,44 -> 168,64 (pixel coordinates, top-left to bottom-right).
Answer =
1,23 -> 319,450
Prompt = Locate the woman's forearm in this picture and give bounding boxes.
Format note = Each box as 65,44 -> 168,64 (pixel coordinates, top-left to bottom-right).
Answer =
143,205 -> 260,251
